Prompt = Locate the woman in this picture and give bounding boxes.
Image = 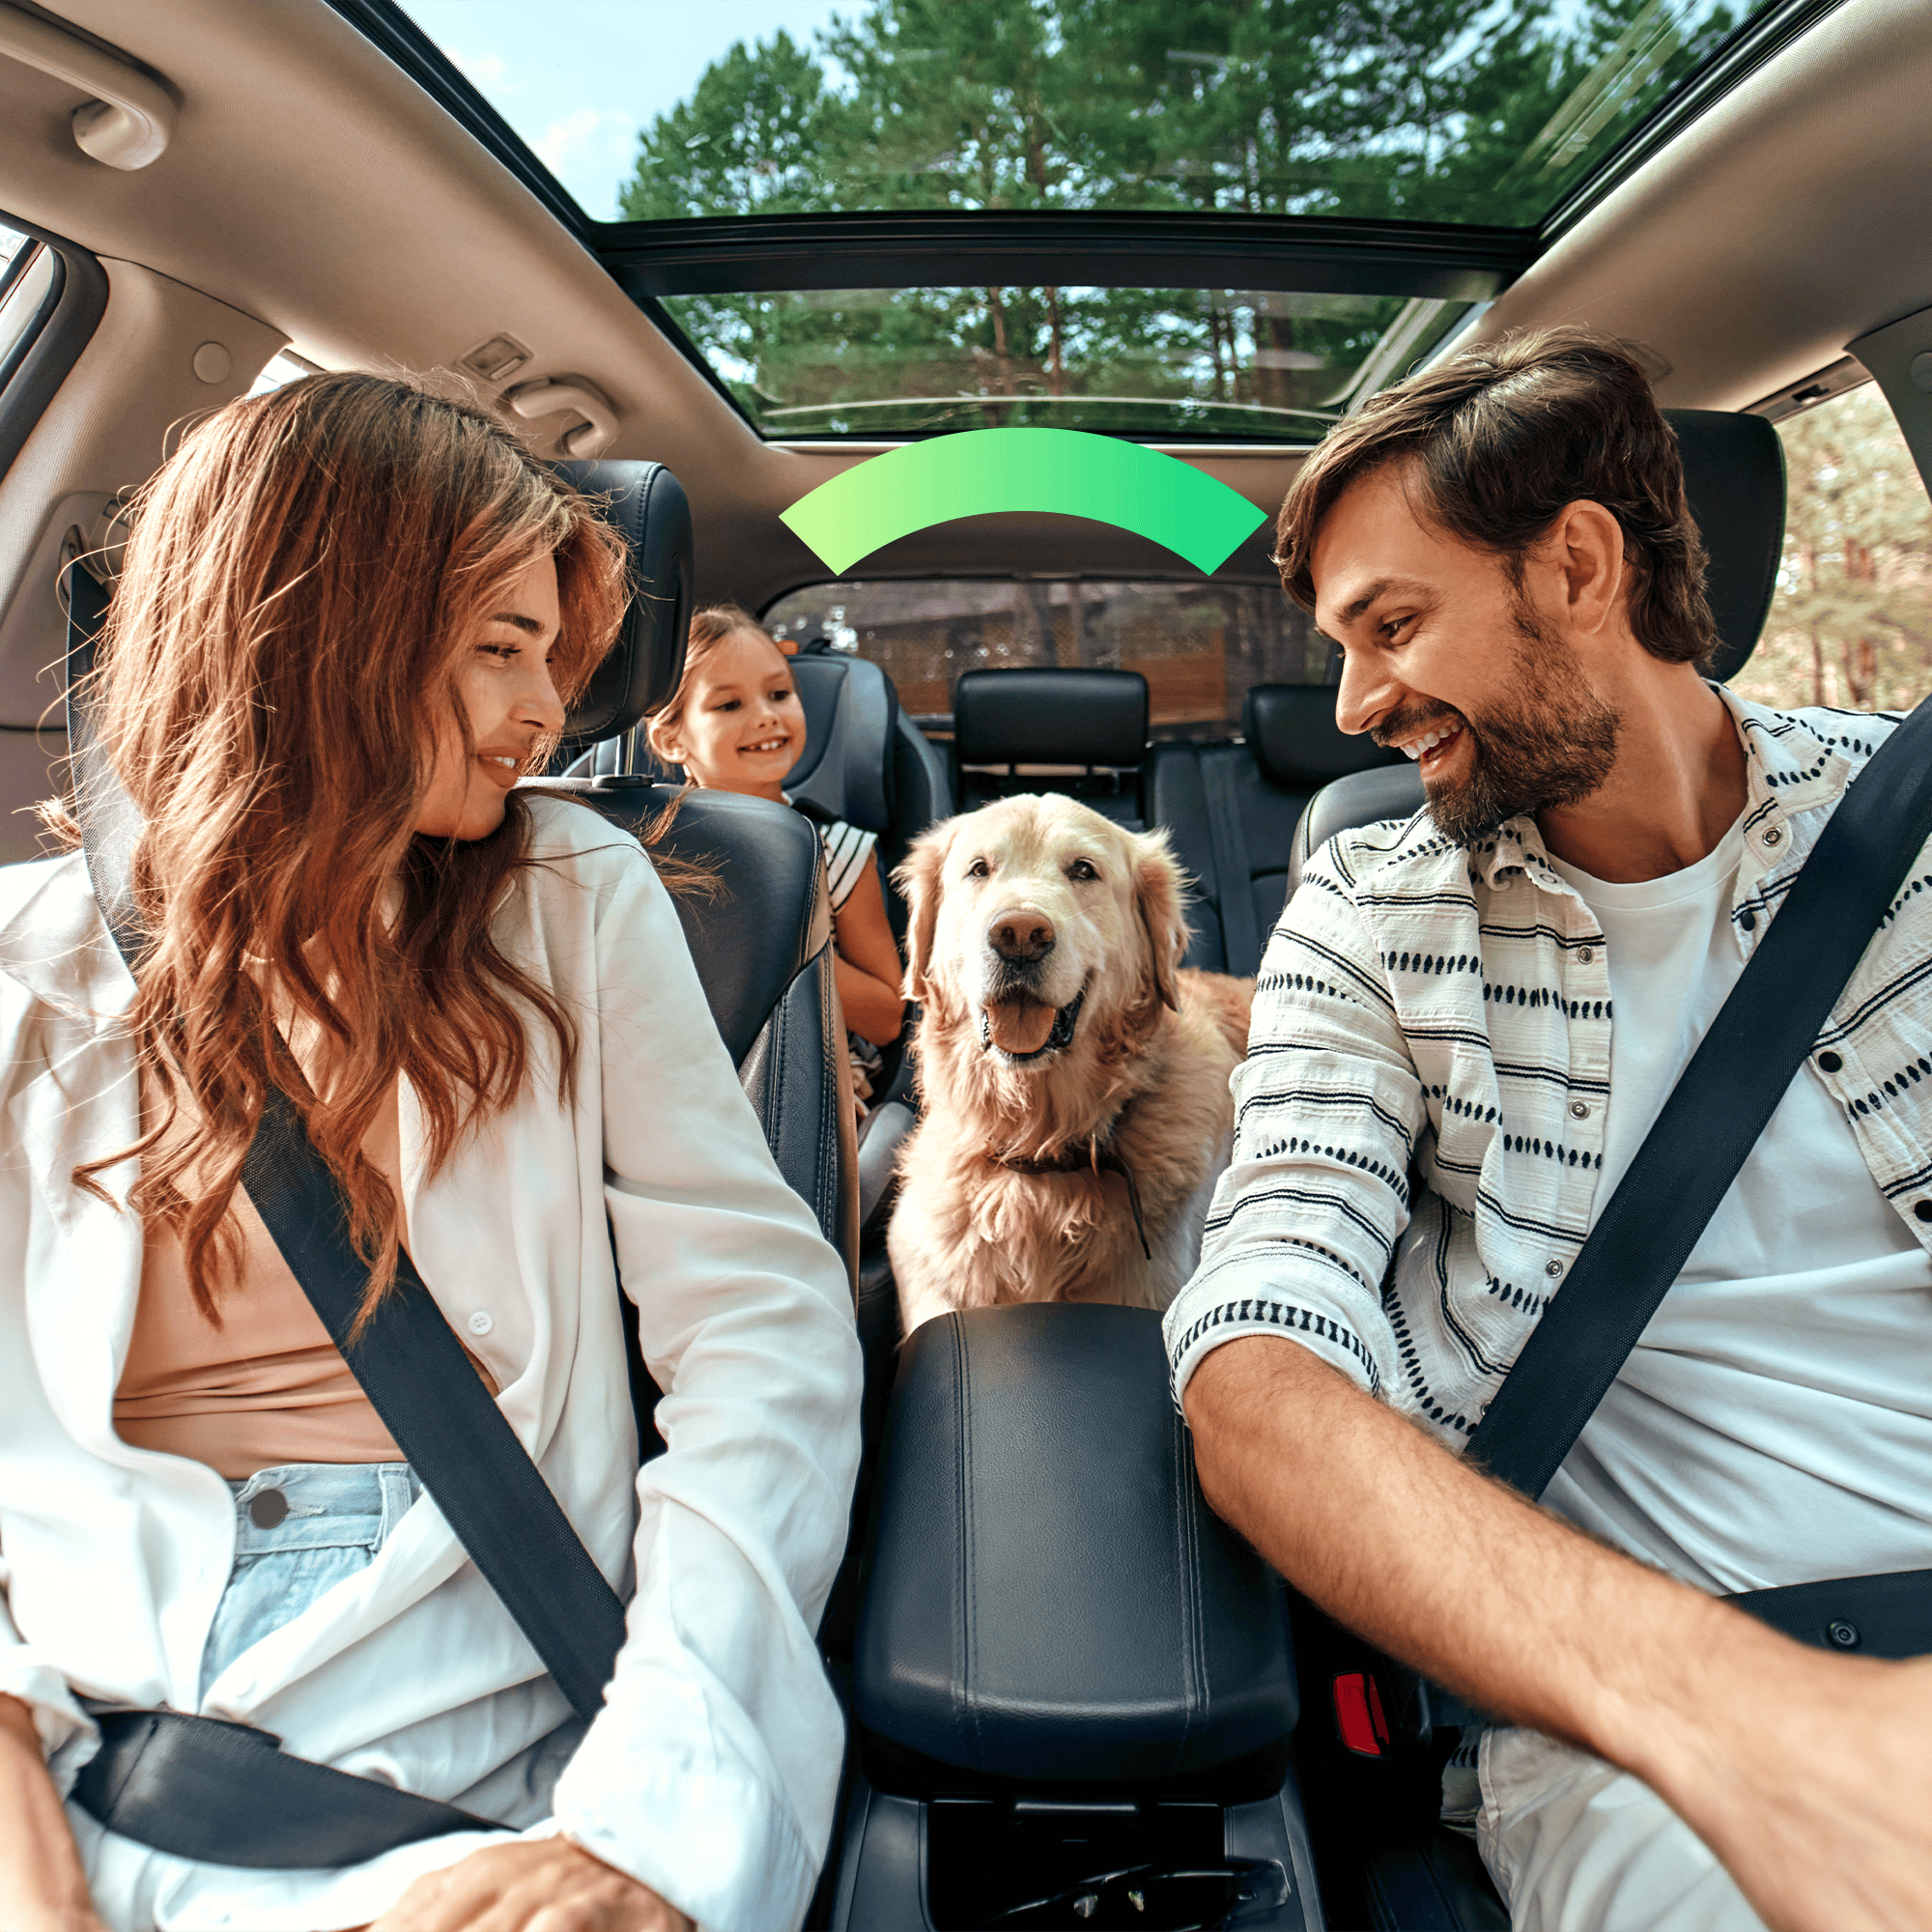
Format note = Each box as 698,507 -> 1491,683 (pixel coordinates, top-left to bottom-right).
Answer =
0,376 -> 861,1932
643,608 -> 903,1110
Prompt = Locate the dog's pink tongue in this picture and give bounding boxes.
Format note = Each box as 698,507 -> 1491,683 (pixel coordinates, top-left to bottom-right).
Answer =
984,998 -> 1056,1055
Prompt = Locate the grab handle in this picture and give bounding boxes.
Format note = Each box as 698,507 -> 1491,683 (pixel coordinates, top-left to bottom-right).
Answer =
506,378 -> 618,459
0,2 -> 175,170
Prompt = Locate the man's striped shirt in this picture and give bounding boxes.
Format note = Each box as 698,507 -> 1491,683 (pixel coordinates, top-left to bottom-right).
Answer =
1164,689 -> 1932,1444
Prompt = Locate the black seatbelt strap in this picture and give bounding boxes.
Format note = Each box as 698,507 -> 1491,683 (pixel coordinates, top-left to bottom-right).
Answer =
62,568 -> 628,1862
1464,696 -> 1932,1503
1202,753 -> 1261,976
70,1710 -> 491,1869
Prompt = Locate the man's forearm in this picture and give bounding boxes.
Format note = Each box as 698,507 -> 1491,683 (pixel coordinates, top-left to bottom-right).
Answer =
0,1691 -> 98,1930
1184,1335 -> 1810,1788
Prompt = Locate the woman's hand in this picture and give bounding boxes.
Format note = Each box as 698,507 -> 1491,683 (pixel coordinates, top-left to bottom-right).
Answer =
0,1694 -> 107,1932
370,1839 -> 693,1932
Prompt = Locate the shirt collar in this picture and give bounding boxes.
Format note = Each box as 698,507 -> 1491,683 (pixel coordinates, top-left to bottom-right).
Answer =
1470,684 -> 1852,896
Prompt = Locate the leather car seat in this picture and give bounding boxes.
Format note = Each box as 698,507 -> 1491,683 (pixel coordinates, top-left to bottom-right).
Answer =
952,666 -> 1151,826
535,462 -> 859,1274
569,626 -> 948,1185
1151,684 -> 1402,976
570,638 -> 952,936
1267,408 -> 1786,1928
832,1305 -> 1321,1931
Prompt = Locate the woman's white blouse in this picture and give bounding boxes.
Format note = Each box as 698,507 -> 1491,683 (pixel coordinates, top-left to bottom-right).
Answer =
0,795 -> 863,1932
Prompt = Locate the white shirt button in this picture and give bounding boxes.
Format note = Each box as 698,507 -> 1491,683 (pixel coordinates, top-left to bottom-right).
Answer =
1569,1101 -> 1590,1120
1577,946 -> 1595,965
467,1311 -> 494,1337
1545,1259 -> 1564,1278
1763,826 -> 1783,846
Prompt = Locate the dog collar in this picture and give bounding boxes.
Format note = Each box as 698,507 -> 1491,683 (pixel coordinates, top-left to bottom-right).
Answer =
985,1136 -> 1151,1261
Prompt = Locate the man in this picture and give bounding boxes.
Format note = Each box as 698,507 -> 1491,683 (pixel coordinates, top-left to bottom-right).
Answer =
1166,327 -> 1932,1932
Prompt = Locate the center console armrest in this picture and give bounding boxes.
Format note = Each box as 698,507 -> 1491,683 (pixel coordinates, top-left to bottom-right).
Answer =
855,1303 -> 1296,1787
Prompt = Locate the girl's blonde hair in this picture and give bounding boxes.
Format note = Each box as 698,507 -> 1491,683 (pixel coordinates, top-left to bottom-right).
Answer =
57,371 -> 630,1326
644,602 -> 782,768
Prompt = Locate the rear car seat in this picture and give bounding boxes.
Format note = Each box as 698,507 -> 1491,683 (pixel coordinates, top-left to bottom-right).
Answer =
784,639 -> 953,934
569,626 -> 951,1191
1152,684 -> 1402,976
952,666 -> 1150,826
1267,408 -> 1787,1931
571,639 -> 951,935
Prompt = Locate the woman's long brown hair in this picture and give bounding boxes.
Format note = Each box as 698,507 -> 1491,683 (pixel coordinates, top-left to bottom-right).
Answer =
56,372 -> 630,1326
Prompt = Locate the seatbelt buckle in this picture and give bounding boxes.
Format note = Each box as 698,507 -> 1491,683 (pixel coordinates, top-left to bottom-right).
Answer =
1332,1670 -> 1392,1757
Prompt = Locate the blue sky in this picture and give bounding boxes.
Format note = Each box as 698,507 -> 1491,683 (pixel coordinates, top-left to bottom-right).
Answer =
407,1 -> 850,219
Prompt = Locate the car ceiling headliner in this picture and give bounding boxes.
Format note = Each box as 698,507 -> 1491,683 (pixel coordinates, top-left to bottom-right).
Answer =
0,0 -> 1928,614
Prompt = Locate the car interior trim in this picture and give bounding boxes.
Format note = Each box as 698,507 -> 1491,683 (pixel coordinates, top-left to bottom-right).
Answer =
0,221 -> 106,498
0,0 -> 176,171
602,212 -> 1540,303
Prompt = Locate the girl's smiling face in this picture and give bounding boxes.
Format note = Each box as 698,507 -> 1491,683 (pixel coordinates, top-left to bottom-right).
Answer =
655,628 -> 804,800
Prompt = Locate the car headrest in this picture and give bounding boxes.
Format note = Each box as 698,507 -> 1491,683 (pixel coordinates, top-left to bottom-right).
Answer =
784,651 -> 897,835
1243,684 -> 1402,788
553,460 -> 693,750
1662,409 -> 1785,683
953,668 -> 1149,768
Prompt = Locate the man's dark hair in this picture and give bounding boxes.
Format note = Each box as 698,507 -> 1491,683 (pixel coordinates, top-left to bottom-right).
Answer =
1274,327 -> 1717,667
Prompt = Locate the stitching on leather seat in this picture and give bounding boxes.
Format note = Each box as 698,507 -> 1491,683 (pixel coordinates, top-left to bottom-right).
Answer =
814,950 -> 837,1236
952,1321 -> 980,1770
1172,1408 -> 1201,1776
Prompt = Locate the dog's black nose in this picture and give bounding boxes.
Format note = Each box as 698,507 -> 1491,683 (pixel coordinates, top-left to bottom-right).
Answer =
989,909 -> 1056,963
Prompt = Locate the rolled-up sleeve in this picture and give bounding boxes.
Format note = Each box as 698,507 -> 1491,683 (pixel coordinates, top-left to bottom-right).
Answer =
550,854 -> 862,1932
1164,851 -> 1426,1406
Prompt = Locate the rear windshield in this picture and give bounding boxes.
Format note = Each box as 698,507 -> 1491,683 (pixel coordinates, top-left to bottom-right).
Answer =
763,579 -> 1328,740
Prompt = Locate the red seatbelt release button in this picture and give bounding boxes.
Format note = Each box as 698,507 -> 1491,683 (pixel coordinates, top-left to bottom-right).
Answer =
1333,1670 -> 1392,1757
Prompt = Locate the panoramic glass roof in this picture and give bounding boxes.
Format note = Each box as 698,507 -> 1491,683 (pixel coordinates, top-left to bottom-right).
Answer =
406,0 -> 1760,230
660,286 -> 1480,440
388,0 -> 1778,441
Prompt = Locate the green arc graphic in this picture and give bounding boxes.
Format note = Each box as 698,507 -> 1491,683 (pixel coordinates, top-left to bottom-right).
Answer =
781,427 -> 1267,575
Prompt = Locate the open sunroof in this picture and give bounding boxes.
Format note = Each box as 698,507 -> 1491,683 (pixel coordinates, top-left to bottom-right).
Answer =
347,0 -> 1812,441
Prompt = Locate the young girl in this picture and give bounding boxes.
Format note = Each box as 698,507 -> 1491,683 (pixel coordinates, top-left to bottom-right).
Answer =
0,376 -> 859,1932
645,609 -> 905,1109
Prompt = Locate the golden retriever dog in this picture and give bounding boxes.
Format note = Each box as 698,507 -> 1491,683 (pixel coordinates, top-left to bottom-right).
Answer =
889,793 -> 1253,1336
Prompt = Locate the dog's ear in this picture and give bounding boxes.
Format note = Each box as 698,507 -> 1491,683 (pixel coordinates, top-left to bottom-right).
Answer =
893,819 -> 953,1003
1132,827 -> 1189,1013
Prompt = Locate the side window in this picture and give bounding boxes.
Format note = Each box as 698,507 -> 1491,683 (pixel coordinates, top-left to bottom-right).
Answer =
0,219 -> 54,389
763,580 -> 1326,741
249,350 -> 317,397
0,213 -> 106,486
1732,384 -> 1932,713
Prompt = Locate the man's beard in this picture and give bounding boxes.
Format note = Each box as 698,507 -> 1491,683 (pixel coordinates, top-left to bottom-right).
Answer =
1375,605 -> 1620,846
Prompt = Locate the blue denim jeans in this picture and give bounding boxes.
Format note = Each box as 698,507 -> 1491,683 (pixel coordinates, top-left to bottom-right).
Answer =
199,1463 -> 421,1701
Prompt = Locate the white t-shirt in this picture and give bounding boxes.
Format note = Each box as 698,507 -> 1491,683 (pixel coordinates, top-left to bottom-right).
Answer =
1542,817 -> 1932,1595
